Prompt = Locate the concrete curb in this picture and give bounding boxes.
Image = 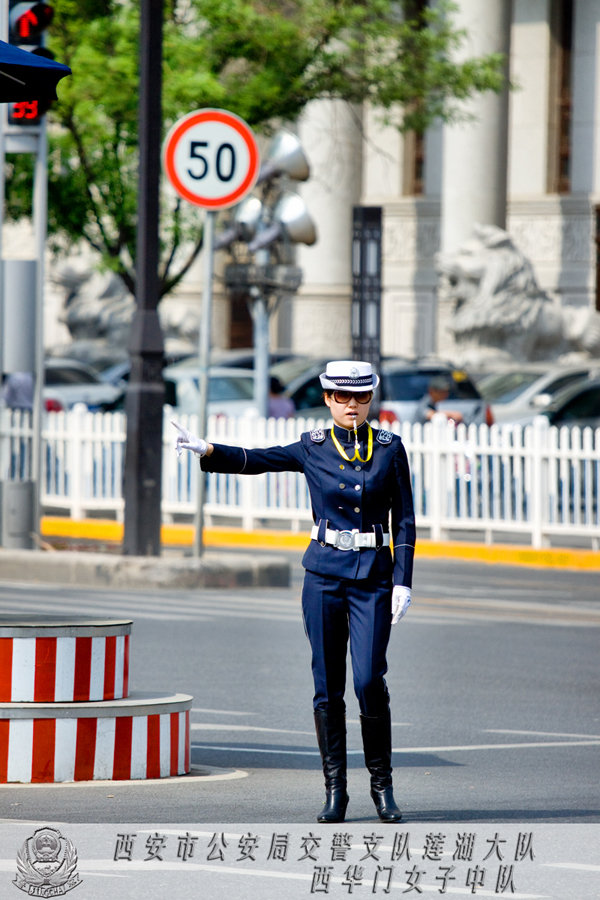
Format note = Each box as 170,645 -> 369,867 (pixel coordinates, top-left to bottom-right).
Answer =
0,548 -> 290,589
40,517 -> 600,572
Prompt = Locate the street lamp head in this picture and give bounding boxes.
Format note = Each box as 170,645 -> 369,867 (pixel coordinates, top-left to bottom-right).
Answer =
247,191 -> 317,252
256,130 -> 310,184
213,196 -> 264,249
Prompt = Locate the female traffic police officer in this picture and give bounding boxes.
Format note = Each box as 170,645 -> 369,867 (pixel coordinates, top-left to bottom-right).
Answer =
173,360 -> 416,824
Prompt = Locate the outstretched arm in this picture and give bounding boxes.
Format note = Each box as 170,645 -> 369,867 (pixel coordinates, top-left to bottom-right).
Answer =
172,419 -> 305,474
172,420 -> 214,457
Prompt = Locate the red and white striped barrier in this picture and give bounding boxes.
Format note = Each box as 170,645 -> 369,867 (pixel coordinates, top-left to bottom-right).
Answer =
0,620 -> 131,703
0,617 -> 193,783
0,693 -> 192,782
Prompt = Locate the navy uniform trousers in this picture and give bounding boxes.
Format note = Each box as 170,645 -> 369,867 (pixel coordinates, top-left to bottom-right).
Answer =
201,421 -> 416,718
302,568 -> 393,717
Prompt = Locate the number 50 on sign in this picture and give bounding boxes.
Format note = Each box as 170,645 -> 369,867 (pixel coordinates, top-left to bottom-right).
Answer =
163,109 -> 260,209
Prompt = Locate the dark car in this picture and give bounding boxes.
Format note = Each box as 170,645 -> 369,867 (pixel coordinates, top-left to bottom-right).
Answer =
377,359 -> 491,426
539,377 -> 600,428
275,357 -> 492,426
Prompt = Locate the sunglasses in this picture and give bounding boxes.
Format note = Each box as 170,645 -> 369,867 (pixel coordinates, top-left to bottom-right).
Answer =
331,390 -> 373,405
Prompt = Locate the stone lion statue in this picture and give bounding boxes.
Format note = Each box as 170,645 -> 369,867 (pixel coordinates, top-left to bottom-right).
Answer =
48,260 -> 135,367
48,257 -> 199,367
436,224 -> 600,364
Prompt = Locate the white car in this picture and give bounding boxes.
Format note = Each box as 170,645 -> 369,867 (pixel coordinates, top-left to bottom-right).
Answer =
476,364 -> 599,424
44,358 -> 125,412
162,361 -> 258,417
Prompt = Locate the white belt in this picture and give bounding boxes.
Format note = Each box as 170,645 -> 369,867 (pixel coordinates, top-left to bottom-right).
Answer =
310,526 -> 390,551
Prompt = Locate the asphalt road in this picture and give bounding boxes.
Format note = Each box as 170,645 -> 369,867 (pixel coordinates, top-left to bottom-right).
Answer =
0,555 -> 597,828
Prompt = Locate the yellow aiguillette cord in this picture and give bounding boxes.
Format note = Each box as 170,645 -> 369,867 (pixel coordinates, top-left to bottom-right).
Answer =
330,422 -> 373,463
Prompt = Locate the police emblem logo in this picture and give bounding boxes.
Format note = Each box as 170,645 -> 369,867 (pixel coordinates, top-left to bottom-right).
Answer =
350,367 -> 359,378
14,827 -> 82,897
376,429 -> 394,444
310,428 -> 326,443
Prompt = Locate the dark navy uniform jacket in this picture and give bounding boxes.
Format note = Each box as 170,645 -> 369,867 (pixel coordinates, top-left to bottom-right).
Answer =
201,421 -> 416,589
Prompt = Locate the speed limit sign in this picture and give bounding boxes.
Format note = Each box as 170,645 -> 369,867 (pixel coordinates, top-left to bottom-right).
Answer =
163,108 -> 260,209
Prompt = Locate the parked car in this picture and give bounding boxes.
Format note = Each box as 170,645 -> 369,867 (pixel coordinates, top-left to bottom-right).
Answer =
43,358 -> 125,412
274,357 -> 491,425
520,376 -> 600,428
208,348 -> 299,369
92,350 -> 194,388
162,360 -> 258,416
94,348 -> 299,389
378,359 -> 491,426
475,364 -> 599,424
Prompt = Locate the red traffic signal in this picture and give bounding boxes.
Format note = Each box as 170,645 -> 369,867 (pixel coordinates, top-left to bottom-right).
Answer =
8,99 -> 42,126
9,3 -> 54,44
5,47 -> 56,125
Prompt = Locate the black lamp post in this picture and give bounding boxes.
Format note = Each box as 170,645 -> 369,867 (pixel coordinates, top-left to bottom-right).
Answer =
351,206 -> 382,416
122,0 -> 165,556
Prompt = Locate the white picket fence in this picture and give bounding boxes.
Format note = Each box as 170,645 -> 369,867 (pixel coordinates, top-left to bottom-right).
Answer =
1,406 -> 599,549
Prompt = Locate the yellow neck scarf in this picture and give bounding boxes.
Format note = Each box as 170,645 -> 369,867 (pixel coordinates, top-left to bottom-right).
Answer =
330,422 -> 373,463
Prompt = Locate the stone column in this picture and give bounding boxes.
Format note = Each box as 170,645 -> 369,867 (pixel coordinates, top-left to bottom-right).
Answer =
440,0 -> 512,256
570,0 -> 600,194
276,100 -> 363,356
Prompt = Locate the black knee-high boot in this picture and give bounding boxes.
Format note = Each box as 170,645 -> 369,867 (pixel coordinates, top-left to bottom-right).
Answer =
314,707 -> 349,823
360,711 -> 402,822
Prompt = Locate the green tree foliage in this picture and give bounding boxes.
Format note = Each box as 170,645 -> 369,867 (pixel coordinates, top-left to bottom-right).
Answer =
4,0 -> 505,298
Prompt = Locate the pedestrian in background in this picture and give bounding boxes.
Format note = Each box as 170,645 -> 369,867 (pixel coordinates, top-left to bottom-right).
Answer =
268,375 -> 295,419
414,374 -> 464,424
1,372 -> 34,411
173,360 -> 415,823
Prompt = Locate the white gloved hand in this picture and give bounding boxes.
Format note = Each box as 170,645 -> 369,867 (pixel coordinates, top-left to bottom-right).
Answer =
171,419 -> 208,458
391,585 -> 412,625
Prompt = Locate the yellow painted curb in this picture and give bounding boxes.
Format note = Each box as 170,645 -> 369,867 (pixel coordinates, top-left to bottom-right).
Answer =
40,517 -> 307,550
415,541 -> 600,571
39,517 -> 600,571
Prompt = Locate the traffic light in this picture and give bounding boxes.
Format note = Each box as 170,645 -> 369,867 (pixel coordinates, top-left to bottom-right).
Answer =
9,2 -> 54,44
7,2 -> 55,126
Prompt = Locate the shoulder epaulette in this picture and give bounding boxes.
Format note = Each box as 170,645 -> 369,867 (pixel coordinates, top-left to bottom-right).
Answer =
376,429 -> 394,445
310,428 -> 326,443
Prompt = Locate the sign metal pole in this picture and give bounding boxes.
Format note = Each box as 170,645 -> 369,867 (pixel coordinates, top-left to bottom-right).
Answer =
193,208 -> 216,557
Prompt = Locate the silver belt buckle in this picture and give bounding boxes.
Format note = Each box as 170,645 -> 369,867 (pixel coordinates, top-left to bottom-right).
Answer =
336,530 -> 356,551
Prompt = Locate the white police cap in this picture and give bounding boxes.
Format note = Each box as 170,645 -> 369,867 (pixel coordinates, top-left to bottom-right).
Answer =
319,360 -> 380,391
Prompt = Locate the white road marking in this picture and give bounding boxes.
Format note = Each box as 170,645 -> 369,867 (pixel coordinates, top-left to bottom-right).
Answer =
347,718 -> 412,727
390,739 -> 600,753
193,738 -> 600,756
486,729 -> 600,740
2,587 -> 598,627
0,594 -> 299,622
191,723 -> 314,735
193,744 -> 318,756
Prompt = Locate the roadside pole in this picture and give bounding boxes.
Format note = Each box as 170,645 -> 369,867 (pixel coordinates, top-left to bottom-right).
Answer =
194,208 -> 215,556
162,108 -> 259,556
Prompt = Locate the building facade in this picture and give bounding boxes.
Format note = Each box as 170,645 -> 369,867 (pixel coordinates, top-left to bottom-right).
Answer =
39,1 -> 599,368
266,0 -> 600,366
